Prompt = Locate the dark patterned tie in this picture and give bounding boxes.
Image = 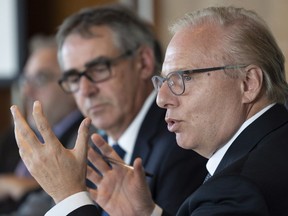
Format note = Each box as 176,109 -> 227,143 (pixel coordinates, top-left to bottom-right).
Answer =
112,143 -> 126,159
101,143 -> 126,216
203,172 -> 212,183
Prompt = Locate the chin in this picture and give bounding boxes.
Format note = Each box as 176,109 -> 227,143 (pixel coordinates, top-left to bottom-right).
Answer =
176,132 -> 201,151
176,135 -> 190,150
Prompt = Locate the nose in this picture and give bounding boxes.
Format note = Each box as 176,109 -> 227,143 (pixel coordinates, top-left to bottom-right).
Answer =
156,81 -> 176,109
78,76 -> 99,96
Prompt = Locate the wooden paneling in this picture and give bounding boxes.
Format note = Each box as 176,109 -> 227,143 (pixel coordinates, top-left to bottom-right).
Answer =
26,0 -> 118,36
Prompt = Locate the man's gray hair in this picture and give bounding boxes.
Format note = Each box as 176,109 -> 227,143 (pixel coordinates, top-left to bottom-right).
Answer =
170,6 -> 288,104
56,4 -> 162,74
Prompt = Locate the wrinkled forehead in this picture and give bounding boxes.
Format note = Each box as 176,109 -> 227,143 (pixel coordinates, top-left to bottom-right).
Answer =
59,27 -> 120,70
162,24 -> 225,75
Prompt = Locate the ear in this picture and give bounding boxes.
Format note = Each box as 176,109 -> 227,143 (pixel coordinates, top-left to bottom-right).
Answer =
241,65 -> 263,104
135,46 -> 155,80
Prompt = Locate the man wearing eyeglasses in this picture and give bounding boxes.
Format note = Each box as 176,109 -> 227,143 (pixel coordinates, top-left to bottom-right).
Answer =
83,6 -> 287,215
10,5 -> 288,216
8,5 -> 207,216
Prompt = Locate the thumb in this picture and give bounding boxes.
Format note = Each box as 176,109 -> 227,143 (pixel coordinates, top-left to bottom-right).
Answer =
133,158 -> 146,181
75,118 -> 91,161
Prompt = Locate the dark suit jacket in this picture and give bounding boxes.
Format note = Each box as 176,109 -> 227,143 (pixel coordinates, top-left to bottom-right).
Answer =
0,126 -> 21,173
69,100 -> 208,216
174,104 -> 288,216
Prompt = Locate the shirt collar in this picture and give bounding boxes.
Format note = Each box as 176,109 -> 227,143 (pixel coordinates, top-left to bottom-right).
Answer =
108,91 -> 156,163
206,103 -> 275,176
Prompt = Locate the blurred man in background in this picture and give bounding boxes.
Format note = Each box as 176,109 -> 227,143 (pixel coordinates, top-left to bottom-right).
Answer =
0,35 -> 84,215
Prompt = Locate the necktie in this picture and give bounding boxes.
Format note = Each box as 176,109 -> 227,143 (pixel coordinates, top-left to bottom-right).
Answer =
112,143 -> 126,159
101,143 -> 126,216
203,172 -> 212,183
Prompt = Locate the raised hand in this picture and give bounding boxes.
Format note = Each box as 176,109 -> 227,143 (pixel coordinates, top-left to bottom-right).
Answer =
87,134 -> 156,216
10,101 -> 91,203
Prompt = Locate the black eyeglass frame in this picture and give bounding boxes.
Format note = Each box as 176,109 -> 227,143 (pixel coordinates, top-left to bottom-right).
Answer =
152,65 -> 247,96
58,49 -> 135,93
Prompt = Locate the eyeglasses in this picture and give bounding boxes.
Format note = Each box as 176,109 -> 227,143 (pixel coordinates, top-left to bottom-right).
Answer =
152,65 -> 247,96
58,49 -> 135,93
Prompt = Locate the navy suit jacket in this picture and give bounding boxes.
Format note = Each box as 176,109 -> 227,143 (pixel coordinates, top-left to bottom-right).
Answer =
174,104 -> 288,216
69,100 -> 208,216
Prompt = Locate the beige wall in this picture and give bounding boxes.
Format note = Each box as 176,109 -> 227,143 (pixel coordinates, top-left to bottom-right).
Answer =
155,0 -> 288,78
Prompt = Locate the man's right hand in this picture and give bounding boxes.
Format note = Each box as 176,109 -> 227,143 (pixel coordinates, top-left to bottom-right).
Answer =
10,101 -> 91,203
87,134 -> 156,216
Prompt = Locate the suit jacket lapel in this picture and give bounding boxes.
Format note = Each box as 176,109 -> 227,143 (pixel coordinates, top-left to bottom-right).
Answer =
131,100 -> 166,165
215,104 -> 288,174
59,114 -> 84,148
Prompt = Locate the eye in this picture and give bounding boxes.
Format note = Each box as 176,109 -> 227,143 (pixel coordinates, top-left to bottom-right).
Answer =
182,74 -> 192,81
66,74 -> 80,83
167,79 -> 175,87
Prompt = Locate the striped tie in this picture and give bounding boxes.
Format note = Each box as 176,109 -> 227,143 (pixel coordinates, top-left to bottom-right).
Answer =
203,172 -> 212,183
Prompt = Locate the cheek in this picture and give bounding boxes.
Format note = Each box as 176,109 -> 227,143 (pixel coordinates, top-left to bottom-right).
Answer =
108,76 -> 135,108
178,93 -> 217,136
34,90 -> 47,99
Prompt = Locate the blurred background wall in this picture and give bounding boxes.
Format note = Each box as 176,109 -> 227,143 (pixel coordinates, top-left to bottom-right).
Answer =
0,0 -> 287,134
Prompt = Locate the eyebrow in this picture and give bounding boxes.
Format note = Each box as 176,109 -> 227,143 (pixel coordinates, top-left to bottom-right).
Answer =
160,69 -> 188,77
160,65 -> 191,76
85,56 -> 111,68
62,56 -> 111,76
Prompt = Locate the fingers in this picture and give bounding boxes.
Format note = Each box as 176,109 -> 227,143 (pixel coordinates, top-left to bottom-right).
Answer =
87,165 -> 102,186
133,158 -> 146,179
87,145 -> 111,177
75,118 -> 91,162
87,187 -> 98,202
32,101 -> 58,145
10,104 -> 39,151
90,134 -> 121,160
88,134 -> 125,177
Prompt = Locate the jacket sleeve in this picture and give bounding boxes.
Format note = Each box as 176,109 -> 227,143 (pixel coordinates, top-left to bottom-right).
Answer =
68,205 -> 100,216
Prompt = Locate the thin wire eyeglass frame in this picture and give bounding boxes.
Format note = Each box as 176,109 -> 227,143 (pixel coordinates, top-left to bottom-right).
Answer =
151,64 -> 247,96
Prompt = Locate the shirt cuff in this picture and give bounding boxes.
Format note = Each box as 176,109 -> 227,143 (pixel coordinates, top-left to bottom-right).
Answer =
45,191 -> 94,216
151,204 -> 163,216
